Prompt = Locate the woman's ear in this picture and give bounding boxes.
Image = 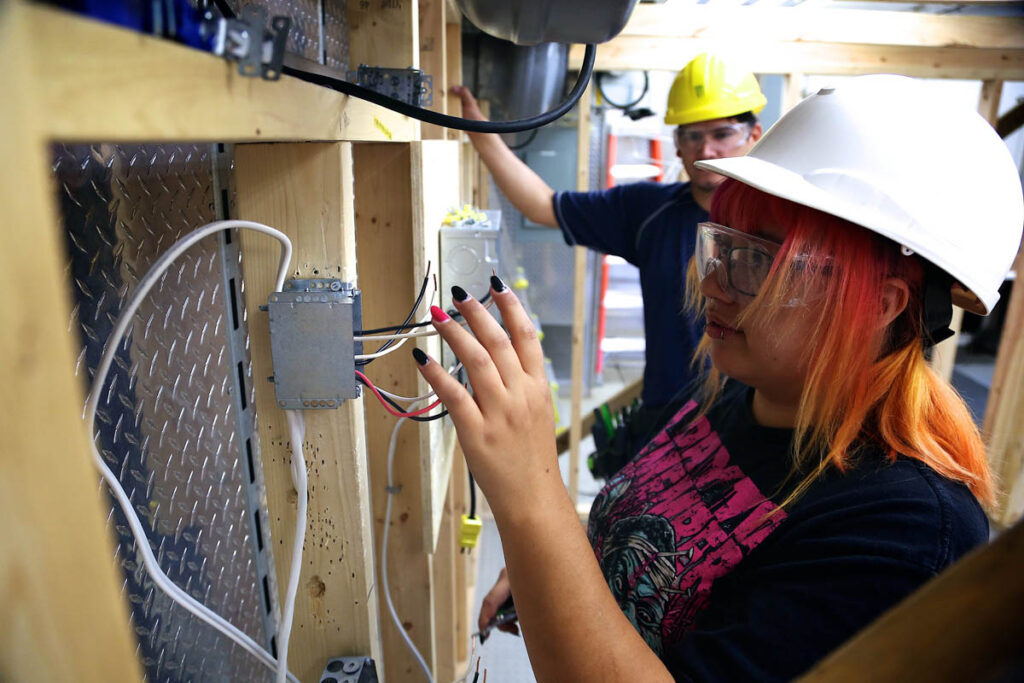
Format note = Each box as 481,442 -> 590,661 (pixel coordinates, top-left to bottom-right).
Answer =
879,277 -> 910,330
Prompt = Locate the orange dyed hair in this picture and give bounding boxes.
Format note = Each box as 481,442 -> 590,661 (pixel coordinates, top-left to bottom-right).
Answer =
687,179 -> 994,507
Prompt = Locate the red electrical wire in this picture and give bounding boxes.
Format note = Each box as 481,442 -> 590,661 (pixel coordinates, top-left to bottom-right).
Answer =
355,370 -> 443,418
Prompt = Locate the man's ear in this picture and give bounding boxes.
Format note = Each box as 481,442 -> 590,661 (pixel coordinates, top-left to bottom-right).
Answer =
749,123 -> 764,144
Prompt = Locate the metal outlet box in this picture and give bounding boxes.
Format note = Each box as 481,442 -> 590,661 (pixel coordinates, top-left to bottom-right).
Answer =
268,279 -> 361,410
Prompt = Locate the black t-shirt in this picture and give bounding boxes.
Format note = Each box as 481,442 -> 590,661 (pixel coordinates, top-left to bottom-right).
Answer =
586,382 -> 988,681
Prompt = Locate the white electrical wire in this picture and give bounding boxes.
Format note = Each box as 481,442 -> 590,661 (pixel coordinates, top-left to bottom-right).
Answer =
278,410 -> 308,683
354,299 -> 497,343
375,362 -> 464,405
84,220 -> 300,683
382,408 -> 435,683
353,335 -> 409,361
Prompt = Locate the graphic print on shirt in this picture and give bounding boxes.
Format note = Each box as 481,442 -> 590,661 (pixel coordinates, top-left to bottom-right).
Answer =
587,401 -> 787,655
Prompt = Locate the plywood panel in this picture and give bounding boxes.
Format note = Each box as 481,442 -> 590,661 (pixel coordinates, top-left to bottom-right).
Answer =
0,3 -> 142,680
236,143 -> 381,680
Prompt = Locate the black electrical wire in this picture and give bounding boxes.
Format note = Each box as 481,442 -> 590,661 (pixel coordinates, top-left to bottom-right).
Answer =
355,269 -> 431,367
468,470 -> 477,519
595,71 -> 649,110
355,292 -> 491,336
355,375 -> 450,422
281,45 -> 596,134
507,128 -> 539,151
211,0 -> 598,133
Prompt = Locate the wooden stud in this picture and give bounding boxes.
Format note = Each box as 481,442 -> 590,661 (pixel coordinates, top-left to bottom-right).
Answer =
569,40 -> 1024,80
431,472 -> 459,682
353,142 -> 438,679
799,520 -> 1024,682
446,21 -> 464,142
783,72 -> 806,113
568,83 -> 594,505
0,3 -> 142,680
451,446 -> 472,670
419,0 -> 448,140
617,5 -> 1024,50
235,143 -> 382,680
349,0 -> 420,70
25,5 -> 413,143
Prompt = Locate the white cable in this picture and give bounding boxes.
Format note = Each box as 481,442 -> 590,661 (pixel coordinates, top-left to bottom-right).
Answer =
354,299 -> 497,342
375,362 -> 464,404
84,220 -> 299,683
277,410 -> 308,683
354,335 -> 409,361
382,409 -> 435,683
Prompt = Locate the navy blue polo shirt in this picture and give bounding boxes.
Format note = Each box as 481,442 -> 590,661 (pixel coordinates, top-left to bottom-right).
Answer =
552,182 -> 708,408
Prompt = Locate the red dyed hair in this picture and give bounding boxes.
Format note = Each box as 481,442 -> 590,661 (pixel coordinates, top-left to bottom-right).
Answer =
687,179 -> 994,507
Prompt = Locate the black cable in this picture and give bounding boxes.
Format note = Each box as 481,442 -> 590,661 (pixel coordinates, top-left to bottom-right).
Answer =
355,292 -> 491,335
468,470 -> 477,519
281,45 -> 597,134
507,128 -> 539,151
595,71 -> 649,110
355,270 -> 431,367
355,375 -> 450,422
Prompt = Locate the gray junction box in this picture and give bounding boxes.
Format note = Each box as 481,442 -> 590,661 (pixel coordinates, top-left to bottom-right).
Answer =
267,279 -> 361,409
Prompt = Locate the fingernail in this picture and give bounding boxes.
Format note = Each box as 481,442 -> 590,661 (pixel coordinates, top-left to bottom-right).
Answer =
430,305 -> 450,322
452,285 -> 469,302
490,275 -> 506,293
412,347 -> 429,366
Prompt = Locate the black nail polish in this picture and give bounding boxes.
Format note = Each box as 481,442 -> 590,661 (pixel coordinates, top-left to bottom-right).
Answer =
490,275 -> 506,292
412,347 -> 429,366
451,285 -> 469,302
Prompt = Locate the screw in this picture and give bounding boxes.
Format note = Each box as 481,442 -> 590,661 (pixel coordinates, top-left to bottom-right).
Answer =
343,661 -> 360,674
267,376 -> 275,383
330,281 -> 342,291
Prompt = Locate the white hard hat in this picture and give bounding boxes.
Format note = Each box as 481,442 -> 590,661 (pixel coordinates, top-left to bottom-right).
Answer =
696,75 -> 1024,315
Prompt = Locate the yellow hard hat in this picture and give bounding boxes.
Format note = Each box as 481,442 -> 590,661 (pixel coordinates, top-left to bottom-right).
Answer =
665,53 -> 767,126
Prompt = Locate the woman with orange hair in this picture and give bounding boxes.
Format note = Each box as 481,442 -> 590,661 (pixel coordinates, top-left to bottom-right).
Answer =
413,75 -> 1023,680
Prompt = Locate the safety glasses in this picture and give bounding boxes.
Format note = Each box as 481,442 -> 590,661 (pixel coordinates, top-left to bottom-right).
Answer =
673,122 -> 752,153
696,222 -> 782,298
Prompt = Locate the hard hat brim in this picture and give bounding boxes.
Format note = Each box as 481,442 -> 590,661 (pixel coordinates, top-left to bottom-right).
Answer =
696,156 -> 994,315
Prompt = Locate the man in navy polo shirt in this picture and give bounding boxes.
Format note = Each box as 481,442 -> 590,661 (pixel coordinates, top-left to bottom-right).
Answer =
452,53 -> 766,453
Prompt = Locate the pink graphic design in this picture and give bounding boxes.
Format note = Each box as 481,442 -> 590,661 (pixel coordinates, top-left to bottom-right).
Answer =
587,401 -> 787,655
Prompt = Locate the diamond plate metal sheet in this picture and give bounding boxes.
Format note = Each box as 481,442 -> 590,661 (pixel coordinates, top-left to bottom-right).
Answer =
225,0 -> 324,62
324,0 -> 350,72
56,143 -> 274,683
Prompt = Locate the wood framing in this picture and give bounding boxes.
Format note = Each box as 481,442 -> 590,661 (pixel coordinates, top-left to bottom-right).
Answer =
445,21 -> 464,142
0,3 -> 142,680
618,5 -> 1024,49
235,143 -> 382,680
24,4 -> 413,144
569,41 -> 1024,80
353,142 -> 439,680
568,84 -> 594,504
419,0 -> 448,140
800,520 -> 1024,682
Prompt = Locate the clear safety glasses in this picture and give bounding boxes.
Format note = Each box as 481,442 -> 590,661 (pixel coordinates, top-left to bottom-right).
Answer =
673,122 -> 752,153
696,222 -> 782,299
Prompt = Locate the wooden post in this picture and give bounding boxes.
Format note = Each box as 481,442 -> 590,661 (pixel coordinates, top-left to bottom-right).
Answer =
235,143 -> 382,679
568,83 -> 594,505
419,0 -> 448,140
353,142 -> 439,680
783,72 -> 805,112
0,3 -> 142,680
446,20 -> 464,142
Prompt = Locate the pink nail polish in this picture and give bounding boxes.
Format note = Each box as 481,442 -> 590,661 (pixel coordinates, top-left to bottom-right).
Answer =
430,305 -> 450,323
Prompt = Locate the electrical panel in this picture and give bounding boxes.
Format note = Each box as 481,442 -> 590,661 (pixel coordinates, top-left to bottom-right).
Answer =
267,279 -> 361,410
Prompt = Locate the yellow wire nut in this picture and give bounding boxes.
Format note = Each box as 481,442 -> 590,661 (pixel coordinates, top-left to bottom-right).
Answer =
459,514 -> 483,549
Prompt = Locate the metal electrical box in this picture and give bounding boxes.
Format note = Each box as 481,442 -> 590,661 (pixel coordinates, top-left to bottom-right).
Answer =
267,279 -> 361,409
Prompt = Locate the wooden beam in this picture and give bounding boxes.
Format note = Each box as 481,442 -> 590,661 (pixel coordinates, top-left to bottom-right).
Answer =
568,83 -> 594,505
997,100 -> 1024,139
420,0 -> 448,140
569,40 -> 1024,80
431,472 -> 459,683
0,3 -> 142,680
555,378 -> 643,455
235,143 -> 382,680
783,72 -> 806,113
353,143 -> 438,680
450,449 -> 472,669
26,4 -> 412,143
799,520 -> 1024,682
618,5 -> 1024,50
446,21 -> 464,142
